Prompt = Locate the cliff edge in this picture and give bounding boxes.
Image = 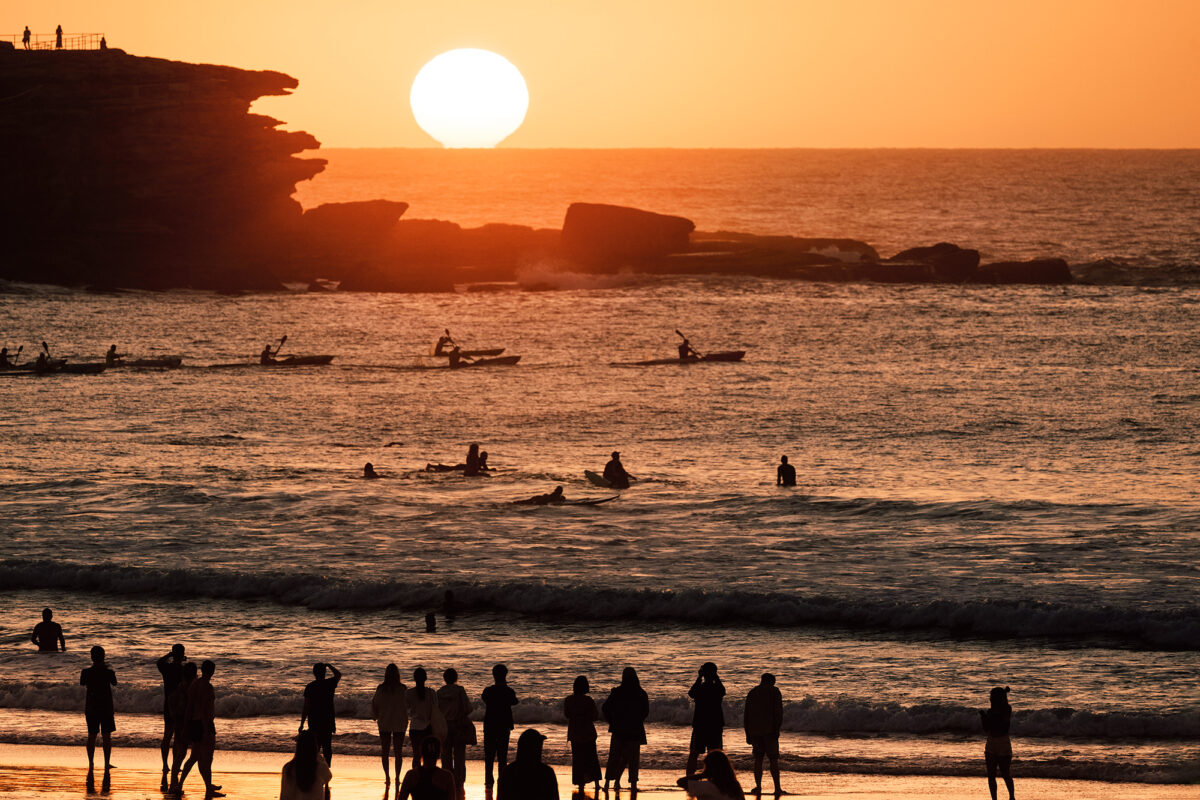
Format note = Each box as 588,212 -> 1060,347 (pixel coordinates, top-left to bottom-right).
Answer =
0,48 -> 325,290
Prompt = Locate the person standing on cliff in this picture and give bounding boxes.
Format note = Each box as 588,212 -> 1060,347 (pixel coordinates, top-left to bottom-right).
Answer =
55,25 -> 63,49
22,27 -> 31,49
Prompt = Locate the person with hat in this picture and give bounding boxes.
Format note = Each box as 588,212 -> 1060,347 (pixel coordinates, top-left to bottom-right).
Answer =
498,729 -> 558,800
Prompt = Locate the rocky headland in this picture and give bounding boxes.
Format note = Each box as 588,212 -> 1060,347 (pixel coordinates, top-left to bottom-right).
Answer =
0,47 -> 1073,293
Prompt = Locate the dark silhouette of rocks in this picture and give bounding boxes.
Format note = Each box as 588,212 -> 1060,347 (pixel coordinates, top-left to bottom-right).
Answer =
0,48 -> 324,291
978,258 -> 1072,284
562,202 -> 695,264
886,243 -> 982,282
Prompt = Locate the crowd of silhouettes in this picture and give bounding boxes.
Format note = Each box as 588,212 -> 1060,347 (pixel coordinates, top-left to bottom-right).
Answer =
35,608 -> 1015,799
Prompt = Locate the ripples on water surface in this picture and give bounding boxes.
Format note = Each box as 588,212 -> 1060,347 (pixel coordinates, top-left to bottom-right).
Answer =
1,279 -> 1198,780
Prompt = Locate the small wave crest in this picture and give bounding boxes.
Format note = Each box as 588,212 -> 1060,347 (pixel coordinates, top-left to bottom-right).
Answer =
1,559 -> 1195,650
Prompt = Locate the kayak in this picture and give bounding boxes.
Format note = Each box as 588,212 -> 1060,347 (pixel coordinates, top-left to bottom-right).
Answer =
627,350 -> 746,366
112,357 -> 183,368
449,355 -> 521,369
267,355 -> 335,366
0,362 -> 105,375
431,348 -> 506,358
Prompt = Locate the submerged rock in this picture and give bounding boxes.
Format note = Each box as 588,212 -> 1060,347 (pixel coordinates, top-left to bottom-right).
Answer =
562,203 -> 695,264
978,258 -> 1071,284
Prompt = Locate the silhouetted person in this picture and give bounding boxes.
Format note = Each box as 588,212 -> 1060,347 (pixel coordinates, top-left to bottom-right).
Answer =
0,347 -> 9,367
744,673 -> 783,795
463,443 -> 481,476
478,450 -> 491,471
564,675 -> 601,796
99,36 -> 107,51
687,662 -> 726,774
363,462 -> 380,479
168,662 -> 197,792
407,667 -> 440,769
515,486 -> 565,505
482,662 -> 518,787
31,608 -> 65,652
498,729 -> 558,800
981,686 -> 1015,800
105,345 -> 124,367
55,25 -> 63,49
22,27 -> 31,49
602,666 -> 649,791
437,667 -> 472,786
34,352 -> 49,373
81,645 -> 116,775
679,338 -> 699,360
260,344 -> 277,365
448,346 -> 474,368
442,590 -> 457,619
300,662 -> 341,765
434,329 -> 455,356
399,736 -> 457,800
425,612 -> 437,632
776,456 -> 796,487
157,644 -> 187,787
179,660 -> 222,797
372,663 -> 408,784
603,451 -> 631,489
676,749 -> 745,800
281,729 -> 331,800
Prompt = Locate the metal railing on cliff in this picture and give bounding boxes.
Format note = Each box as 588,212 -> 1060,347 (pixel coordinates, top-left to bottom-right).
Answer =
2,33 -> 107,51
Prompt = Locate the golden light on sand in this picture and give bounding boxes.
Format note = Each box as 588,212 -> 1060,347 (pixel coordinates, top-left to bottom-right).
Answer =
410,49 -> 529,148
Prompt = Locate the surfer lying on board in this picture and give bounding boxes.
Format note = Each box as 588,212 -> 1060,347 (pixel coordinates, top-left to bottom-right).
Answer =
434,329 -> 455,356
426,444 -> 491,475
603,451 -> 633,489
513,486 -> 566,505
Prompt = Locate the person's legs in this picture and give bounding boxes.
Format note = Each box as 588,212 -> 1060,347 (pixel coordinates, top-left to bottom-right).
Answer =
484,729 -> 497,785
454,741 -> 466,785
999,756 -> 1014,800
604,734 -> 626,787
497,730 -> 511,773
379,731 -> 392,779
317,728 -> 333,765
986,753 -> 999,800
752,743 -> 765,791
161,712 -> 172,774
393,730 -> 405,781
86,731 -> 97,768
101,729 -> 112,769
628,741 -> 641,787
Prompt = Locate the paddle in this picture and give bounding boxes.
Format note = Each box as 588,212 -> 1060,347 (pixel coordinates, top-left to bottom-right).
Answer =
12,345 -> 22,365
674,329 -> 703,359
272,335 -> 288,358
41,341 -> 50,356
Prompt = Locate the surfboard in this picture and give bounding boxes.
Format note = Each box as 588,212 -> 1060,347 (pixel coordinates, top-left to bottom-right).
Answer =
584,470 -> 611,487
567,496 -> 619,506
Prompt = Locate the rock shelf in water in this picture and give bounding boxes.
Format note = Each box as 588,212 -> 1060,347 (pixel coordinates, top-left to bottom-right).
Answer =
0,48 -> 1072,293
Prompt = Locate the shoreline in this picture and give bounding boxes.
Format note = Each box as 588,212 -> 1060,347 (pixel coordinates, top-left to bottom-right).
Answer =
2,744 -> 1198,799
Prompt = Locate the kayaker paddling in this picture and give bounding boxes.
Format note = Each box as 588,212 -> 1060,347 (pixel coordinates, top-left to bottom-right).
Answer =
105,345 -> 125,367
434,329 -> 456,356
676,329 -> 701,360
447,346 -> 474,368
260,335 -> 288,365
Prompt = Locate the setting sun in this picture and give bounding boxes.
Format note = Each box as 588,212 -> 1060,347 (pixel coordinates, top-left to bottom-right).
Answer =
409,48 -> 529,148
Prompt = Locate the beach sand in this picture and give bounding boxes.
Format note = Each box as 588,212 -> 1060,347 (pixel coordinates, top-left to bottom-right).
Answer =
0,743 -> 1195,800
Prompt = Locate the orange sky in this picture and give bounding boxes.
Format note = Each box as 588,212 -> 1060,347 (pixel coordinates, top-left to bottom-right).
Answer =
10,0 -> 1200,148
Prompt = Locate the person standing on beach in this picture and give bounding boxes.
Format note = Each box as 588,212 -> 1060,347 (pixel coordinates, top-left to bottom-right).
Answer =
437,667 -> 473,786
776,455 -> 796,487
371,663 -> 408,784
81,645 -> 116,777
31,608 -> 66,652
981,686 -> 1015,800
179,660 -> 223,797
406,667 -> 441,768
743,673 -> 783,795
687,662 -> 726,774
563,675 -> 601,796
300,662 -> 341,766
157,644 -> 187,788
55,25 -> 63,49
602,666 -> 650,791
168,662 -> 198,792
22,27 -> 31,49
482,663 -> 518,787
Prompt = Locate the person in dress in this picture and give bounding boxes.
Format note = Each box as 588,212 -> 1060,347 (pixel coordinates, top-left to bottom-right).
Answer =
372,663 -> 408,783
399,736 -> 457,800
437,667 -> 473,786
981,686 -> 1015,800
406,667 -> 440,768
563,675 -> 601,796
602,666 -> 649,791
280,730 -> 331,800
677,750 -> 745,800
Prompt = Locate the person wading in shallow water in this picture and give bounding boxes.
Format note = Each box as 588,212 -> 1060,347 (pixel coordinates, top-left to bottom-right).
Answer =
776,455 -> 796,487
981,686 -> 1016,800
31,608 -> 66,652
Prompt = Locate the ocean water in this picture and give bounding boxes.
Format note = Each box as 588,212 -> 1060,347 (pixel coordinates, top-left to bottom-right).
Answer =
2,151 -> 1199,784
